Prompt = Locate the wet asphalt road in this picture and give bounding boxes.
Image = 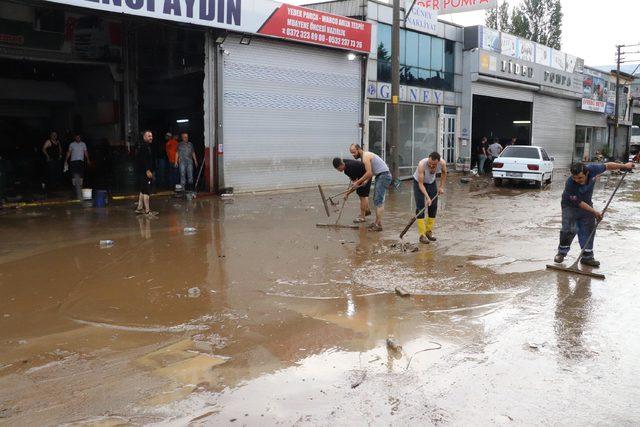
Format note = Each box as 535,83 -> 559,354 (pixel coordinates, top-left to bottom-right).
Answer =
0,171 -> 639,425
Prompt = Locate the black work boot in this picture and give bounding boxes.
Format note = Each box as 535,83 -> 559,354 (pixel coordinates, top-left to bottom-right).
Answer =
580,258 -> 600,268
554,253 -> 565,263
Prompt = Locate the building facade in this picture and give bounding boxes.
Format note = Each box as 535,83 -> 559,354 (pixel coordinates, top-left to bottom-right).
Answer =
0,0 -> 372,196
461,26 -> 584,169
310,0 -> 464,177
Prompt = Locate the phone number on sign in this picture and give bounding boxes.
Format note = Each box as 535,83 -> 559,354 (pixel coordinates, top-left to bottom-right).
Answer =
281,28 -> 363,49
282,28 -> 325,42
328,36 -> 363,49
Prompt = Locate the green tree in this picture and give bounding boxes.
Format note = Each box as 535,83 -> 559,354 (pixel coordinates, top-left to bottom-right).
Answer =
546,0 -> 563,50
498,1 -> 511,32
485,0 -> 563,50
485,1 -> 511,32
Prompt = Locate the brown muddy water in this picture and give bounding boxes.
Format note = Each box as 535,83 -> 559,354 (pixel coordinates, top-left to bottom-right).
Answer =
1,172 -> 639,425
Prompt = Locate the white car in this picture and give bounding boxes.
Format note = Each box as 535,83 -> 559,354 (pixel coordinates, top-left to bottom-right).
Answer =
492,145 -> 554,188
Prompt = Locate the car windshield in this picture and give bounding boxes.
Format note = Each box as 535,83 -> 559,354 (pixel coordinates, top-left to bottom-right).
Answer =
501,146 -> 540,159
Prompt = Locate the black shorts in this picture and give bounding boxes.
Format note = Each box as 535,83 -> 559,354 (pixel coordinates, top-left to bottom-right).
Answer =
356,179 -> 372,197
140,176 -> 153,195
70,160 -> 85,176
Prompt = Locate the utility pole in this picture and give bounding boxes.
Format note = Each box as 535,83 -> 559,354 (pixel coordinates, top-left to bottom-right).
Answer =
612,44 -> 621,160
611,43 -> 640,160
389,0 -> 400,179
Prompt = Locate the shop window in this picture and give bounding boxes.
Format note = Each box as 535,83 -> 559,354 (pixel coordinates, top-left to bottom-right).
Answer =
431,38 -> 444,72
414,105 -> 438,162
399,104 -> 414,168
377,24 -> 391,62
445,40 -> 455,74
419,34 -> 432,69
377,61 -> 391,83
406,31 -> 419,70
369,102 -> 385,117
376,23 -> 454,91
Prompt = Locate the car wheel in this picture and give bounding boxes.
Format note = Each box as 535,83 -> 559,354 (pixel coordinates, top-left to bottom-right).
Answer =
494,178 -> 502,187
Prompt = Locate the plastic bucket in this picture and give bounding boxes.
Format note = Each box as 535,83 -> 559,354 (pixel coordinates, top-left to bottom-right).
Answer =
93,190 -> 108,208
82,188 -> 92,200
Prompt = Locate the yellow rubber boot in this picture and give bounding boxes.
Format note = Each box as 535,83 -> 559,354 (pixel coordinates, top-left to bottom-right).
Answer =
417,218 -> 428,244
425,218 -> 437,241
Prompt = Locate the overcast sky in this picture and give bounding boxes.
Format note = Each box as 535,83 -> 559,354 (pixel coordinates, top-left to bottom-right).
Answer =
436,0 -> 640,67
298,0 -> 640,68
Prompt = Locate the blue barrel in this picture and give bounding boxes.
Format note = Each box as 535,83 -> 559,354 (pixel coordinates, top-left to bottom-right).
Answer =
93,190 -> 108,208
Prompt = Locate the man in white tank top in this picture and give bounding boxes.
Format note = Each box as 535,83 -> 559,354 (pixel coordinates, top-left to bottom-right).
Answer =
349,144 -> 392,231
413,152 -> 447,243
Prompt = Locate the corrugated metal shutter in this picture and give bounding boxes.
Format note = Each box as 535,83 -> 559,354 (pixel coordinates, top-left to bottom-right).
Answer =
222,35 -> 361,192
532,94 -> 576,168
575,110 -> 607,127
472,82 -> 534,102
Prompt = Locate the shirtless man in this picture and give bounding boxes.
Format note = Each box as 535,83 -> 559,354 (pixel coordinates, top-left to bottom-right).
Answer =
349,144 -> 392,231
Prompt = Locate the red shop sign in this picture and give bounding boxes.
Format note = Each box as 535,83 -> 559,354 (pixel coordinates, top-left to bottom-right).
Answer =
258,4 -> 371,54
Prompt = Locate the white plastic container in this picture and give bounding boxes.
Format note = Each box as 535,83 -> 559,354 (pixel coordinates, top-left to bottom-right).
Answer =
82,188 -> 92,200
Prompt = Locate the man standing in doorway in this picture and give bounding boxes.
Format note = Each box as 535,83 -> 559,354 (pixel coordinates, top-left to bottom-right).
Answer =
349,144 -> 392,232
42,131 -> 62,191
554,161 -> 633,267
65,134 -> 90,200
508,137 -> 517,147
135,130 -> 155,216
332,157 -> 372,223
488,138 -> 502,158
488,138 -> 503,171
477,137 -> 489,175
165,132 -> 179,190
413,152 -> 447,244
176,132 -> 198,193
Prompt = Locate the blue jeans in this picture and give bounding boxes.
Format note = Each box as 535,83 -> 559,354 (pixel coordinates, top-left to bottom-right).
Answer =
179,160 -> 194,190
557,206 -> 596,259
169,164 -> 179,188
478,155 -> 487,175
373,172 -> 392,207
413,179 -> 438,219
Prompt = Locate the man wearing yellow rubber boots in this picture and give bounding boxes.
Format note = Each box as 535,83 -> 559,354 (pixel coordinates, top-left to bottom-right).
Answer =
413,152 -> 447,244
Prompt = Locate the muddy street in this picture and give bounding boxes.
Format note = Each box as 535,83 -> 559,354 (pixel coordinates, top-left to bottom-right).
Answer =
1,172 -> 640,425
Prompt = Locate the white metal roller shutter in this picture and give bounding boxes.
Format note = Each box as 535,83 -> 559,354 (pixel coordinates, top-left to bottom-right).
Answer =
222,36 -> 361,192
575,110 -> 607,128
531,94 -> 576,168
472,82 -> 534,103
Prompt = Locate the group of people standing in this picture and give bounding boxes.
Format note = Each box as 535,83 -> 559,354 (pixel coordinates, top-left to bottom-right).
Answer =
476,136 -> 517,175
134,130 -> 200,216
332,143 -> 446,243
162,132 -> 199,192
39,130 -> 199,203
42,132 -> 91,200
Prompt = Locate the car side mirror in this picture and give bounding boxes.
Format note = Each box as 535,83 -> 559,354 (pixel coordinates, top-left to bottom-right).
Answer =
550,157 -> 555,161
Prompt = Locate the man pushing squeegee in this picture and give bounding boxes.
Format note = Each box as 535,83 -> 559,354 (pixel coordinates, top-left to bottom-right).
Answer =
547,161 -> 634,279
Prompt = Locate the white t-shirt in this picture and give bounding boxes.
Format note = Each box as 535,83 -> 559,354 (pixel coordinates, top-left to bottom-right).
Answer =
69,141 -> 87,161
488,143 -> 502,157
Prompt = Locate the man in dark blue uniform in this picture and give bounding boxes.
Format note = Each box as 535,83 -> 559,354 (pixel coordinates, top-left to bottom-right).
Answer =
554,161 -> 633,267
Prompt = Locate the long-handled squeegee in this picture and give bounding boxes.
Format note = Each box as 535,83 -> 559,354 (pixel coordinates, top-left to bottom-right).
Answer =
318,185 -> 351,217
399,194 -> 439,239
546,170 -> 629,280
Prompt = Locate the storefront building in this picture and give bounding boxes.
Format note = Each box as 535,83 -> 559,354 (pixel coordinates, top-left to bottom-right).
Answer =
575,66 -> 609,161
461,26 -> 583,169
607,70 -> 635,161
1,0 -> 372,196
309,0 -> 464,177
